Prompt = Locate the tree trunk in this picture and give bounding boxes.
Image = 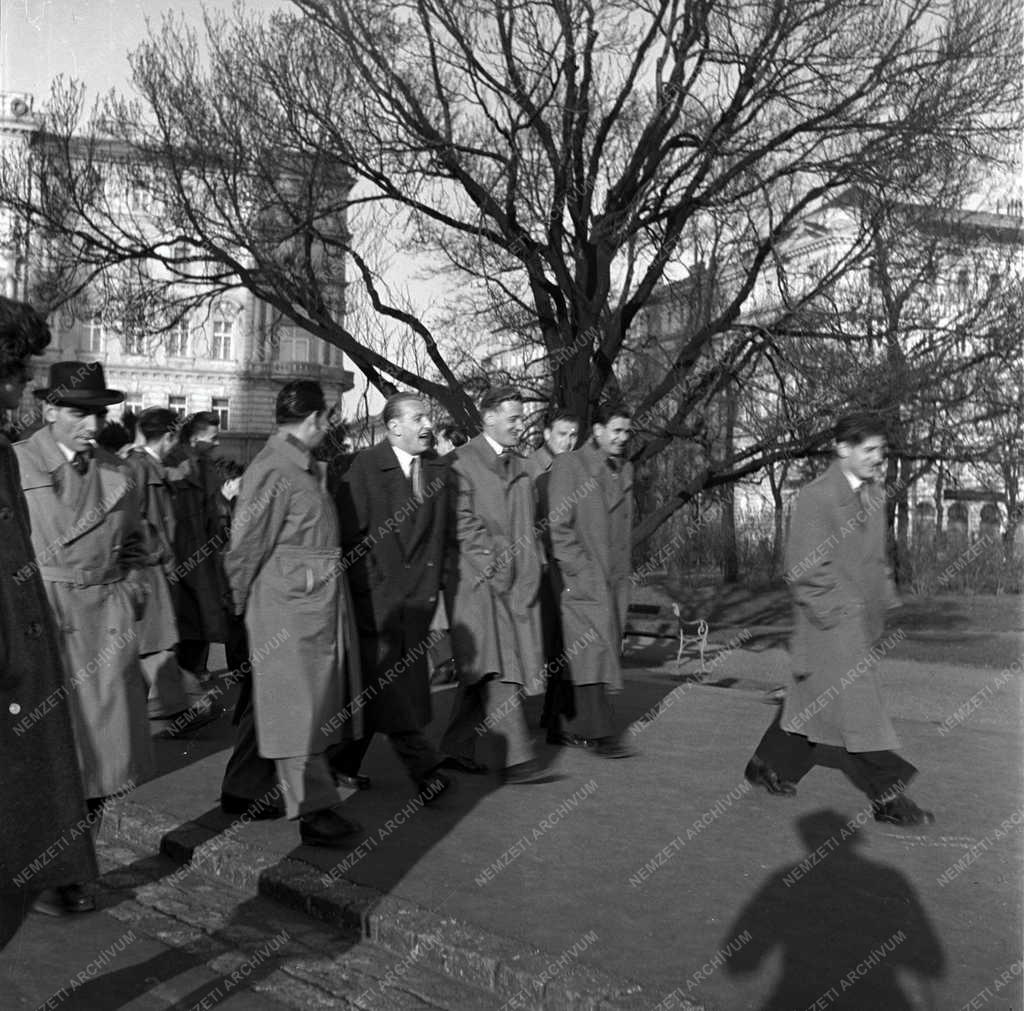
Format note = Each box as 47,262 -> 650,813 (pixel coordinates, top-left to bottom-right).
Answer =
719,381 -> 739,583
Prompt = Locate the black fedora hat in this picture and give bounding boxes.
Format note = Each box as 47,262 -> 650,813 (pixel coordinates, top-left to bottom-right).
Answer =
33,361 -> 125,408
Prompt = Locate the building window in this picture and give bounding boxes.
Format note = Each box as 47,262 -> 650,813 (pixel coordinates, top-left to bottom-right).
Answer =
211,397 -> 230,430
211,319 -> 232,360
125,393 -> 143,416
86,315 -> 104,353
129,184 -> 150,213
123,330 -> 145,355
168,319 -> 189,357
168,395 -> 187,419
275,331 -> 309,363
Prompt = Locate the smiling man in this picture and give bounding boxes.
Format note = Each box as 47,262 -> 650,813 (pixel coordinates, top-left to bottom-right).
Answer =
744,412 -> 933,827
331,393 -> 451,803
546,403 -> 638,758
441,386 -> 548,784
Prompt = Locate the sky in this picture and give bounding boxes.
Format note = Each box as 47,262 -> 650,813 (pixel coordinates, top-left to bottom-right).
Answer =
0,0 -> 415,417
1,0 -> 282,100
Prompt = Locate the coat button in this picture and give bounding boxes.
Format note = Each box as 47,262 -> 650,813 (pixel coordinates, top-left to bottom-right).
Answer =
9,703 -> 20,715
26,621 -> 42,638
0,506 -> 13,521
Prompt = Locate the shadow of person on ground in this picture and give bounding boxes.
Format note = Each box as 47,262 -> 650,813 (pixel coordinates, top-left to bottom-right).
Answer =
721,808 -> 945,1010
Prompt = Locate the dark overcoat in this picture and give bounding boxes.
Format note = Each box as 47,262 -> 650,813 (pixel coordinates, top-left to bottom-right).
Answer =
15,427 -> 155,797
224,434 -> 363,758
165,445 -> 229,643
123,448 -> 180,654
0,436 -> 97,895
781,461 -> 901,752
336,441 -> 449,733
547,444 -> 634,690
446,436 -> 545,692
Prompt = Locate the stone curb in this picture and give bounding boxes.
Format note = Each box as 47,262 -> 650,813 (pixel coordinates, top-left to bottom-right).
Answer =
99,798 -> 673,1010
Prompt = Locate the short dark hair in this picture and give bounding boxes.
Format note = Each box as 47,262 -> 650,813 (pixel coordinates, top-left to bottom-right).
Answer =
834,412 -> 887,446
479,385 -> 522,416
438,421 -> 469,447
276,379 -> 326,424
0,296 -> 51,383
95,420 -> 132,453
592,402 -> 632,426
382,392 -> 425,426
544,408 -> 580,430
138,407 -> 179,441
179,410 -> 220,444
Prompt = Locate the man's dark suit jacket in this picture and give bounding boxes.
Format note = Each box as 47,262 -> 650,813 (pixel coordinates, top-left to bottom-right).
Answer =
336,441 -> 449,733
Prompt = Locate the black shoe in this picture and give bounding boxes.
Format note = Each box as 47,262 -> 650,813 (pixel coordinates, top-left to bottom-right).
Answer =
439,755 -> 489,775
220,793 -> 285,820
299,807 -> 363,848
593,736 -> 637,759
417,772 -> 452,805
744,757 -> 798,796
333,771 -> 372,790
546,732 -> 593,748
33,884 -> 96,917
873,795 -> 935,827
502,759 -> 547,785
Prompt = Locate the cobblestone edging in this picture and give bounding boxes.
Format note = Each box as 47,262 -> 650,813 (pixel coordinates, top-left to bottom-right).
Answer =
99,799 -> 666,1011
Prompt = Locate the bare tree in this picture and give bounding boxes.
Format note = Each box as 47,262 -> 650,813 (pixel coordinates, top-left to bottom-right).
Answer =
0,0 -> 1019,545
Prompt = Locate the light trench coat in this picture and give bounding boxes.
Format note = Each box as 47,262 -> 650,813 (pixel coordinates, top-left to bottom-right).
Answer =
782,461 -> 901,752
224,433 -> 363,759
122,447 -> 180,655
14,426 -> 154,798
445,436 -> 545,693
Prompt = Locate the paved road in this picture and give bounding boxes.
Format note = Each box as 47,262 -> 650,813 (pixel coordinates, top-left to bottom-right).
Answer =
2,592 -> 1020,1010
0,835 -> 494,1010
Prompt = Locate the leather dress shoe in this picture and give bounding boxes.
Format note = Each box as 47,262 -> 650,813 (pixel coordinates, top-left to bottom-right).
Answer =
220,793 -> 285,820
546,732 -> 593,748
333,771 -> 372,790
33,884 -> 96,917
299,806 -> 363,848
417,771 -> 452,805
439,755 -> 488,775
744,757 -> 798,796
873,795 -> 935,827
502,759 -> 547,785
593,736 -> 637,759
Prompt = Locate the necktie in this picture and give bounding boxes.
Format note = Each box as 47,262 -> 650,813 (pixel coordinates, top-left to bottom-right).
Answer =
71,451 -> 90,476
410,455 -> 423,502
499,449 -> 511,475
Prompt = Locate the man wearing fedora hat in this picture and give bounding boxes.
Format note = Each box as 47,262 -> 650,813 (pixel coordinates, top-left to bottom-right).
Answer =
14,360 -> 155,914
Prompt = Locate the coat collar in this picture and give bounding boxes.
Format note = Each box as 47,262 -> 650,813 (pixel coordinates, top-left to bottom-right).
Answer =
269,431 -> 315,473
823,459 -> 860,506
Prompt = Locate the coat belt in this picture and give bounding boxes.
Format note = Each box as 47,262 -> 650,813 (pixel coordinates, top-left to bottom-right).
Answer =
37,564 -> 125,587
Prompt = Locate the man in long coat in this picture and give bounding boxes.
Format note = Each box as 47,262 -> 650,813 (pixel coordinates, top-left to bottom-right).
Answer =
15,360 -> 154,913
165,411 -> 229,680
524,409 -> 579,733
0,304 -> 96,938
744,412 -> 933,827
546,404 -> 637,757
224,380 -> 363,846
123,407 -> 220,734
332,393 -> 451,799
441,386 -> 546,784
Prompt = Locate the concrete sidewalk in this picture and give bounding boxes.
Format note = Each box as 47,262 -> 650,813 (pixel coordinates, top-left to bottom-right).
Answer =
101,642 -> 1023,1010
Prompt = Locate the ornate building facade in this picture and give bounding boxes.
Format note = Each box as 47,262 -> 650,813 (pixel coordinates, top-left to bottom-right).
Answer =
0,91 -> 355,461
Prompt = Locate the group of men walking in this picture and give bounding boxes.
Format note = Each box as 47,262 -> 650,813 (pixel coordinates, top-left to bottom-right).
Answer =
1,292 -> 932,953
